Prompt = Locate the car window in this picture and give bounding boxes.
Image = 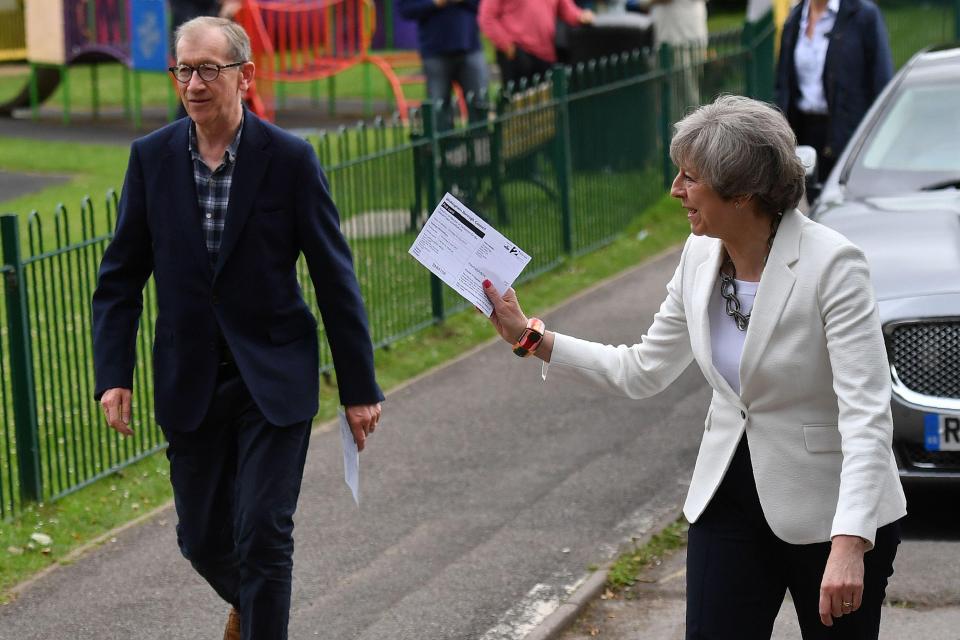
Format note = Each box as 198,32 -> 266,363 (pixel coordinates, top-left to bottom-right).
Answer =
844,77 -> 960,196
861,84 -> 960,172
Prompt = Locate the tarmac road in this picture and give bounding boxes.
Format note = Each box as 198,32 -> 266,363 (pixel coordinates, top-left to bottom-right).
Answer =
560,483 -> 960,640
0,245 -> 714,640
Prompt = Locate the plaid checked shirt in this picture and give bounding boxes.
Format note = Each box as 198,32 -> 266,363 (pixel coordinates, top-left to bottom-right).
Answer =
189,118 -> 244,264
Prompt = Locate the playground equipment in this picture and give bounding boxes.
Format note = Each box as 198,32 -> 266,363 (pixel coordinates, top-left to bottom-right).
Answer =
3,0 -> 438,125
0,0 -> 25,61
0,0 -> 172,124
235,0 -> 426,122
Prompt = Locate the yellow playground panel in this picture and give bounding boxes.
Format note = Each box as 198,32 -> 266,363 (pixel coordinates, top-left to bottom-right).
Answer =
0,0 -> 26,61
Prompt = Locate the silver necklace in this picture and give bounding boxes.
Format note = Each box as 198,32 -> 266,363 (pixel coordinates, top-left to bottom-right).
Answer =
718,213 -> 783,331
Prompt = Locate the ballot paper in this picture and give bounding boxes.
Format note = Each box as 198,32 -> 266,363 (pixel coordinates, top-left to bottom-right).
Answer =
408,193 -> 531,316
339,411 -> 360,505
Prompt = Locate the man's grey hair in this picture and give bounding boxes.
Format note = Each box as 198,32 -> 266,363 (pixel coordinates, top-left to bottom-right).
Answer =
175,17 -> 252,64
669,95 -> 805,216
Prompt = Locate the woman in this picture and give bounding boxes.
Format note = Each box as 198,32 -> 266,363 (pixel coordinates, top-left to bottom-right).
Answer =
483,95 -> 905,639
775,0 -> 893,183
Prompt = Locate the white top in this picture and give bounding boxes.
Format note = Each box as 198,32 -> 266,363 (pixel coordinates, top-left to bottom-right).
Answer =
648,0 -> 709,47
709,277 -> 758,395
794,0 -> 840,114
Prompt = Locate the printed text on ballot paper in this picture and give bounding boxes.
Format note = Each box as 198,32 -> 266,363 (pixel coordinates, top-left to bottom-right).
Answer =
408,193 -> 531,316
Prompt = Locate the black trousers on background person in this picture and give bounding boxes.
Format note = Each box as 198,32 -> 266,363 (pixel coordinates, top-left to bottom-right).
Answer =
163,363 -> 312,640
496,48 -> 553,89
793,112 -> 835,184
686,437 -> 901,640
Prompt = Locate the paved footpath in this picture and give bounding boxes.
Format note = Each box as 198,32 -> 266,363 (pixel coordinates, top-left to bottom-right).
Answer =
560,484 -> 960,640
0,247 -> 712,639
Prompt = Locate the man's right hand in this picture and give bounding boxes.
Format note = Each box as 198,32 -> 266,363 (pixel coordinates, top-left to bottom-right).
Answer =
101,388 -> 134,437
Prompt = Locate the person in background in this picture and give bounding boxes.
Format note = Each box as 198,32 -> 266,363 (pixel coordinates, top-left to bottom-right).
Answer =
94,17 -> 383,640
638,0 -> 709,113
636,0 -> 708,51
776,0 -> 893,183
399,0 -> 489,129
483,95 -> 905,639
478,0 -> 595,88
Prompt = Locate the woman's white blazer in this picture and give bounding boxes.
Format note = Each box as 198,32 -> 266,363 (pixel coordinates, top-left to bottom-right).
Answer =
545,209 -> 906,547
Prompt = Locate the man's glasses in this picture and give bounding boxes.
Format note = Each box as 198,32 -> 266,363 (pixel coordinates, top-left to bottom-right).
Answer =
168,62 -> 246,84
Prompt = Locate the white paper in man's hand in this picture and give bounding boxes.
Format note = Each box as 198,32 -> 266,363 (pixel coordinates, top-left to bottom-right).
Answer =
408,193 -> 531,316
339,410 -> 360,505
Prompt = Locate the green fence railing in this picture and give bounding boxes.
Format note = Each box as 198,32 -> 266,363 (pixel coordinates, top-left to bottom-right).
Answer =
0,262 -> 22,518
0,16 -> 784,516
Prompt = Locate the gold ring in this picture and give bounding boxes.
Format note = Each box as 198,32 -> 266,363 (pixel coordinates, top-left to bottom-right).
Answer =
841,602 -> 853,608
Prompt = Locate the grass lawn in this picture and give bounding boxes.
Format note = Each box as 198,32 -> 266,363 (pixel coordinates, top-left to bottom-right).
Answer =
0,138 -> 129,246
0,187 -> 691,598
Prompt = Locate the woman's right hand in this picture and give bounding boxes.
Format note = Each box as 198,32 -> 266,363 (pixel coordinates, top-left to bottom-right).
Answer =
482,279 -> 528,345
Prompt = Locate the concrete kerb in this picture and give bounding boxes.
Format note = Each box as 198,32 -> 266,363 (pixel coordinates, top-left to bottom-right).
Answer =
523,506 -> 686,640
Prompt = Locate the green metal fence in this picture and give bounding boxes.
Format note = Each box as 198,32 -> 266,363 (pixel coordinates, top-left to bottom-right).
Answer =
22,198 -> 166,504
0,262 -> 20,518
1,18 -> 783,516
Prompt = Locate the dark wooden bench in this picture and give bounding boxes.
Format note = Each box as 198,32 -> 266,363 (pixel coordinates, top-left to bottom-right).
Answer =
411,80 -> 559,229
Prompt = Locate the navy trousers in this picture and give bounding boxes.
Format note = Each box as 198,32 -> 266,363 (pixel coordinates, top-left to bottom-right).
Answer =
686,436 -> 901,640
164,364 -> 312,640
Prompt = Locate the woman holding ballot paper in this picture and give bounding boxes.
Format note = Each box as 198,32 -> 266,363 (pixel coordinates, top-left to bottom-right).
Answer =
482,95 -> 905,639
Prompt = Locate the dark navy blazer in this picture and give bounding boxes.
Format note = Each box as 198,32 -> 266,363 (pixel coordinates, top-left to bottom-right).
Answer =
92,110 -> 383,432
775,0 -> 893,159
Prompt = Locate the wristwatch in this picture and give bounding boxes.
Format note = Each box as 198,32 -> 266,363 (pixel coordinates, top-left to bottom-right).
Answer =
512,317 -> 545,357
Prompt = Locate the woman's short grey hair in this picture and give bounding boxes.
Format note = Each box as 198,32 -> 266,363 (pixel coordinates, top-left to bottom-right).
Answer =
175,17 -> 252,64
669,95 -> 805,216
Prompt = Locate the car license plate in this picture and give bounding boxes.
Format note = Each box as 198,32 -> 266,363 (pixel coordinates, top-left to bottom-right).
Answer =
924,413 -> 960,451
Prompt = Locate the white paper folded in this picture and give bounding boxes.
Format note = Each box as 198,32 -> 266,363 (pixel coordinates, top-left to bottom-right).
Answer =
408,193 -> 531,316
339,410 -> 360,505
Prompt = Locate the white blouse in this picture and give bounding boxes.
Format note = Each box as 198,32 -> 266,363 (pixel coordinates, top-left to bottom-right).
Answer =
709,277 -> 758,395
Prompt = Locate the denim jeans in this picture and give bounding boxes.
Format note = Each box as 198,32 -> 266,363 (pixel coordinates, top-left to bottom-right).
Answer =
422,49 -> 489,129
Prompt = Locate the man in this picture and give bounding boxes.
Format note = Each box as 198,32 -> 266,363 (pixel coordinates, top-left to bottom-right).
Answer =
399,0 -> 489,129
92,17 -> 383,640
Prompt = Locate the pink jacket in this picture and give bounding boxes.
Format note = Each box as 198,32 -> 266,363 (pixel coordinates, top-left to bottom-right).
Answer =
478,0 -> 583,64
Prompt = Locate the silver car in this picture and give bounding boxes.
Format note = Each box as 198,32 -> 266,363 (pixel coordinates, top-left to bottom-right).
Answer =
809,44 -> 960,482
